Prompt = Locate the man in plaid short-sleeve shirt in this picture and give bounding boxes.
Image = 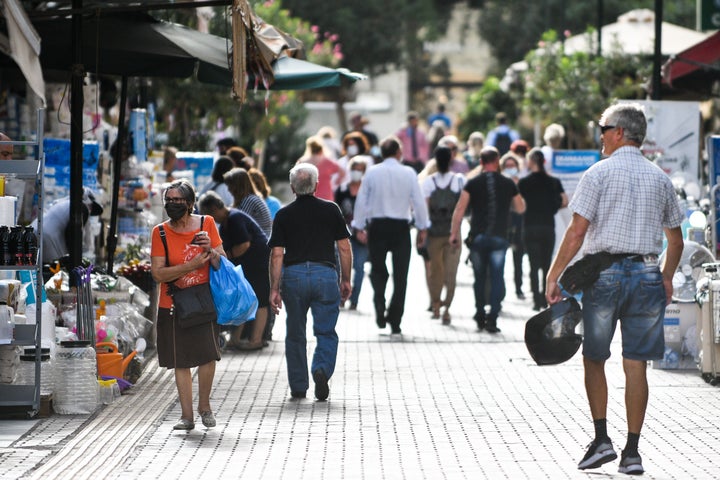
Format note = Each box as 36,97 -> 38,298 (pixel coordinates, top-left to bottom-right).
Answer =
546,103 -> 684,475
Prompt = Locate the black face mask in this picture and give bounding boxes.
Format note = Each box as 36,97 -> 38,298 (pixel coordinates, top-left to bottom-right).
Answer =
165,202 -> 188,221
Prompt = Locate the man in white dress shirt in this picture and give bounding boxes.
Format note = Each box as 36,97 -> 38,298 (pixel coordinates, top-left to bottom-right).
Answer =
352,136 -> 430,335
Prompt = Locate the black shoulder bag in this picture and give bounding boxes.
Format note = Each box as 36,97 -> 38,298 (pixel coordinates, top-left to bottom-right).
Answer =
559,252 -> 633,295
159,216 -> 217,328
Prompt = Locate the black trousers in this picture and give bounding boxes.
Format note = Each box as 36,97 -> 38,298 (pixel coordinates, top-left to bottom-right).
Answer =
368,219 -> 411,330
523,225 -> 555,307
509,212 -> 524,293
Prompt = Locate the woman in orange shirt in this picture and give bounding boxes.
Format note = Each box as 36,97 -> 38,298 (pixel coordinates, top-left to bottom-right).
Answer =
151,179 -> 225,431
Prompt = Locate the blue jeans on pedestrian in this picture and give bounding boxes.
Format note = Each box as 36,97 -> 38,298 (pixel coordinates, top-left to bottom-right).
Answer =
468,234 -> 509,317
349,237 -> 368,306
582,258 -> 666,361
281,262 -> 340,393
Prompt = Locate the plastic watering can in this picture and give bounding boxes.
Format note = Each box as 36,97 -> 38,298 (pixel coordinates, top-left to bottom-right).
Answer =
96,342 -> 137,378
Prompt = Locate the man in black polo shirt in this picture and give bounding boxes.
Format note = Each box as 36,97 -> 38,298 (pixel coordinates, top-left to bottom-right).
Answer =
450,147 -> 525,333
269,163 -> 352,401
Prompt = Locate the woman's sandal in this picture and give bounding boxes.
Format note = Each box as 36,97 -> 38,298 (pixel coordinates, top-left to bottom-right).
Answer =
173,418 -> 195,430
199,410 -> 216,428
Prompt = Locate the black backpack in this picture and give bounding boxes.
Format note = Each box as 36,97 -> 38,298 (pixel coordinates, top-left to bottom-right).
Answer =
428,177 -> 460,237
494,131 -> 512,155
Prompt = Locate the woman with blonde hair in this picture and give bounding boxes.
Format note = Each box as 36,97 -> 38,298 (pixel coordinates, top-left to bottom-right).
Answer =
248,168 -> 282,219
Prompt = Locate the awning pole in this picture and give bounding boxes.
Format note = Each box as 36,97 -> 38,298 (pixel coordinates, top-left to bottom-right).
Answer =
69,0 -> 83,269
652,0 -> 663,100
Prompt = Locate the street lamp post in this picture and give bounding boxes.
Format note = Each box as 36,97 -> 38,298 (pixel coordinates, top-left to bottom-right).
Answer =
652,0 -> 663,100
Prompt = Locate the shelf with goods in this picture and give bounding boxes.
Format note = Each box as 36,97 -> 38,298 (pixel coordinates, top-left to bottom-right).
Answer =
0,108 -> 45,416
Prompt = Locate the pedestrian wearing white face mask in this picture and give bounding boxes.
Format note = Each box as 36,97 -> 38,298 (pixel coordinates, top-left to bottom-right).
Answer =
501,153 -> 526,300
334,157 -> 369,310
336,132 -> 374,190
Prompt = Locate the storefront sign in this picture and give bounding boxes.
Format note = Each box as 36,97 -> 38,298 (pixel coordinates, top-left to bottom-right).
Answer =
699,0 -> 720,31
551,150 -> 600,198
623,100 -> 701,185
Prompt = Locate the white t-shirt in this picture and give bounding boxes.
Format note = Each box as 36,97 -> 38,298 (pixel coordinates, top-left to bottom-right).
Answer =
421,171 -> 465,199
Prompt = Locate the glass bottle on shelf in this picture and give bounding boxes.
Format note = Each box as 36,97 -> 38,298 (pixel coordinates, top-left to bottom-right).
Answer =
0,226 -> 9,266
8,226 -> 23,266
22,226 -> 37,265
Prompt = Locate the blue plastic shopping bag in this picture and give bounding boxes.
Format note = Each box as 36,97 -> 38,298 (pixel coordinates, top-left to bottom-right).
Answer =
209,256 -> 258,326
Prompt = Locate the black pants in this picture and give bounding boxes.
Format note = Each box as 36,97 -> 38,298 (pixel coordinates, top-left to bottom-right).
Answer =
509,212 -> 524,293
524,226 -> 555,307
368,219 -> 411,330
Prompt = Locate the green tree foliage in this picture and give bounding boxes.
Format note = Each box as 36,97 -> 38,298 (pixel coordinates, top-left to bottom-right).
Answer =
278,0 -> 462,128
280,0 -> 458,76
456,77 -> 519,141
475,0 -> 696,72
517,30 -> 650,148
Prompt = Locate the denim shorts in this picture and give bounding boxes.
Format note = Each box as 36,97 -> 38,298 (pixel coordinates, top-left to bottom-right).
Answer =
581,258 -> 666,361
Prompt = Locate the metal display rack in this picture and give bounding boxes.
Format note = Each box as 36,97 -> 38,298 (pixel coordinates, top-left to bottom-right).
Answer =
0,108 -> 46,417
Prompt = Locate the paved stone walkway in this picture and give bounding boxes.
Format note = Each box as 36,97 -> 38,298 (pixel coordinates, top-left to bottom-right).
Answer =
1,250 -> 720,479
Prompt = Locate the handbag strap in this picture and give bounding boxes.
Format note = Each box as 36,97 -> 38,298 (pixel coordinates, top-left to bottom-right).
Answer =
158,215 -> 206,292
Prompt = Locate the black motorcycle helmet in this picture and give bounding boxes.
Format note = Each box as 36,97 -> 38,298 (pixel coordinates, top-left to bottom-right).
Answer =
525,297 -> 583,365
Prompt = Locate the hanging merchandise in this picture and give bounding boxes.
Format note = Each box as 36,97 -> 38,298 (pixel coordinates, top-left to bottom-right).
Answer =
129,109 -> 148,161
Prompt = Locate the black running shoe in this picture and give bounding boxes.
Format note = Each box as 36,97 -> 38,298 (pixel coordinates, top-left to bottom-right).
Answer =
618,450 -> 644,475
578,438 -> 617,470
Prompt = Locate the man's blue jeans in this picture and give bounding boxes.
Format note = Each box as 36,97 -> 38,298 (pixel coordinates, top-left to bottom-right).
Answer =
468,234 -> 509,317
582,258 -> 666,361
281,262 -> 340,393
349,237 -> 369,306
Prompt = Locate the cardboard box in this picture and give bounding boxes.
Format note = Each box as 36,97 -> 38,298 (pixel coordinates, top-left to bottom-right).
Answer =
654,302 -> 700,370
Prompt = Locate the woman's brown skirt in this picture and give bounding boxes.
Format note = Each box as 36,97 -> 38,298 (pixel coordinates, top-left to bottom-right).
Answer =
156,307 -> 221,369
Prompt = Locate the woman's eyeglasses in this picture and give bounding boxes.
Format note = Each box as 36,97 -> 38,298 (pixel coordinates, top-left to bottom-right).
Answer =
164,196 -> 186,204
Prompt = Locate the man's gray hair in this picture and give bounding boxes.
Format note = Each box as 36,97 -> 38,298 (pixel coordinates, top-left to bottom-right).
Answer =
197,190 -> 225,214
600,103 -> 647,145
543,123 -> 565,145
290,163 -> 319,195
